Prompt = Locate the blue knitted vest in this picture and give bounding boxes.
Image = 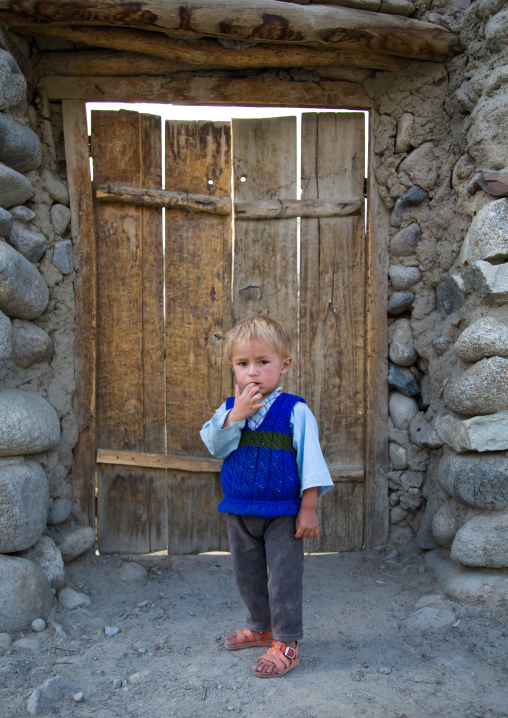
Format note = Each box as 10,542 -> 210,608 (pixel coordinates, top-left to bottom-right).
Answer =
218,392 -> 305,517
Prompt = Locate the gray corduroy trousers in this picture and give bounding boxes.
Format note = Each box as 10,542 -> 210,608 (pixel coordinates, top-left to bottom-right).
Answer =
226,514 -> 304,642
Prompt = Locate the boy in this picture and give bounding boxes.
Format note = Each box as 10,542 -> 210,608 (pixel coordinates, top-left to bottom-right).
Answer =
200,316 -> 333,678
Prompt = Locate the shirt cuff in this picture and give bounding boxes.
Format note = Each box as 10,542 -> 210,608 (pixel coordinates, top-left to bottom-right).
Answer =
211,410 -> 246,431
300,480 -> 334,498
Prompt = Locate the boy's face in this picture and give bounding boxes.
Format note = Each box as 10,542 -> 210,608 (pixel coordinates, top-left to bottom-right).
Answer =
230,341 -> 292,400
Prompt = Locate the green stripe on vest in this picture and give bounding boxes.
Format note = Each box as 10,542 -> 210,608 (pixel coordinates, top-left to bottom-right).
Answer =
238,431 -> 296,453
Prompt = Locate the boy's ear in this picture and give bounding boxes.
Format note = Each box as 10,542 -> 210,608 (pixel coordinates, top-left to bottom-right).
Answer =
280,356 -> 292,375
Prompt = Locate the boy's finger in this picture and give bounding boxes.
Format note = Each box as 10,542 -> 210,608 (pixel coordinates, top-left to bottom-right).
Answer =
234,384 -> 240,397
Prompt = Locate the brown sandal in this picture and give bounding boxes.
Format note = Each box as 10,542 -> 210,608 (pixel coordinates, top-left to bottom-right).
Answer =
252,640 -> 300,678
224,628 -> 273,651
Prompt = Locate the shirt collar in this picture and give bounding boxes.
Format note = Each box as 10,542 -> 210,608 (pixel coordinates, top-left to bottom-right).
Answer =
263,386 -> 282,406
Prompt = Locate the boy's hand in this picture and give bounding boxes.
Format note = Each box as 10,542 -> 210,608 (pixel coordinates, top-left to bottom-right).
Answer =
295,506 -> 319,539
295,487 -> 319,539
225,383 -> 266,425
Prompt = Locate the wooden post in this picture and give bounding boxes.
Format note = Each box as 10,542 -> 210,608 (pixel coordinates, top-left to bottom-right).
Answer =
61,100 -> 96,527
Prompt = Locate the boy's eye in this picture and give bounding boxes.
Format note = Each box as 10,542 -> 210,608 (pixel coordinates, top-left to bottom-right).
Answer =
259,360 -> 268,365
237,361 -> 247,366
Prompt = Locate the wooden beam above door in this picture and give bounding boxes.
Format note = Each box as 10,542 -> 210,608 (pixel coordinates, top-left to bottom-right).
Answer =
0,0 -> 460,62
17,24 -> 410,73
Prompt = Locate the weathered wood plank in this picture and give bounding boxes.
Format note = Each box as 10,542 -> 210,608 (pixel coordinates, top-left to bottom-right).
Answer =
39,49 -> 194,76
96,185 -> 232,215
283,0 -> 412,14
92,110 -> 145,451
61,100 -> 96,527
305,482 -> 364,552
165,120 -> 233,457
46,76 -> 373,109
97,449 -> 222,473
39,49 -> 375,82
236,198 -> 362,219
163,121 -> 232,554
26,24 -> 410,71
300,112 -> 366,471
232,116 -> 298,395
167,472 -> 229,553
0,0 -> 461,60
96,466 -> 156,554
364,112 -> 389,547
92,109 -> 166,553
95,183 -> 362,218
95,451 -> 364,479
138,113 -> 167,552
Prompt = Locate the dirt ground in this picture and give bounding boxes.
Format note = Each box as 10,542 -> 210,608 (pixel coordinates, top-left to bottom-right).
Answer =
1,544 -> 507,718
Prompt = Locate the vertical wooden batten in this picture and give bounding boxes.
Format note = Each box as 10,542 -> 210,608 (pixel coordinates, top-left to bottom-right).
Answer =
62,100 -> 97,527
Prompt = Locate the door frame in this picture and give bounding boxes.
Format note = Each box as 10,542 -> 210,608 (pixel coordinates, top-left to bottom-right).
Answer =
54,75 -> 389,549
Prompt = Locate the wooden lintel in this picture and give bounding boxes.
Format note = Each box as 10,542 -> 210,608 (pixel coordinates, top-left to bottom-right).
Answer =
20,24 -> 409,72
46,75 -> 372,108
95,184 -> 363,219
0,0 -> 461,61
96,449 -> 223,473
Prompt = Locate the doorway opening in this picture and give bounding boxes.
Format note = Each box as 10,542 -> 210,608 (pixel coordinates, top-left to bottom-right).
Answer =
86,103 -> 369,555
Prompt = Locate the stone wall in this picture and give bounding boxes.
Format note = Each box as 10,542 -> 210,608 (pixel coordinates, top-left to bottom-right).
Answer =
0,27 -> 93,632
1,0 -> 507,628
366,0 -> 508,575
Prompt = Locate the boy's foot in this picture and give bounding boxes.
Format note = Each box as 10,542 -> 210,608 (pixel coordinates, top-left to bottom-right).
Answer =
252,640 -> 299,678
224,628 -> 273,651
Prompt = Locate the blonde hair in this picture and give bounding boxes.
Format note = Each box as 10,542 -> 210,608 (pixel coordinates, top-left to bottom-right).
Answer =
224,316 -> 291,362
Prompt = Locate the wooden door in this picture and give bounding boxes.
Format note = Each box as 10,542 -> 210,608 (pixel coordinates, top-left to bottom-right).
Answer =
91,109 -> 366,554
